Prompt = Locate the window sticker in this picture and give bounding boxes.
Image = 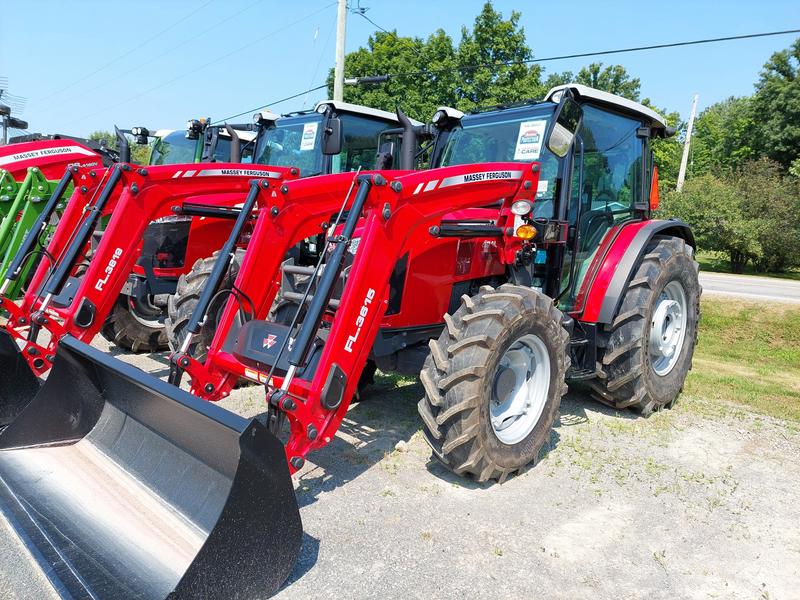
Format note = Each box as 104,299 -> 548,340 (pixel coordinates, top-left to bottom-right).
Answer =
536,179 -> 549,198
300,122 -> 318,151
514,120 -> 546,161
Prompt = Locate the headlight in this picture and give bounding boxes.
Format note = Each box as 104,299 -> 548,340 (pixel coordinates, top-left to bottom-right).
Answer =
510,200 -> 533,216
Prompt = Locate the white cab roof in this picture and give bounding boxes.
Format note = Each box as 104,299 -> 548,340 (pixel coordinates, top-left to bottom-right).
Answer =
314,100 -> 423,126
544,84 -> 668,129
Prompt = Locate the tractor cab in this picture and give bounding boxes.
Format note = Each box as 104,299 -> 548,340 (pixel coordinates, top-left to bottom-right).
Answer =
252,100 -> 415,176
141,121 -> 257,165
429,84 -> 671,314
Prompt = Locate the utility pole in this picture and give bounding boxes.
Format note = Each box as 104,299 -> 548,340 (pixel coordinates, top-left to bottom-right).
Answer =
333,0 -> 347,101
676,94 -> 699,192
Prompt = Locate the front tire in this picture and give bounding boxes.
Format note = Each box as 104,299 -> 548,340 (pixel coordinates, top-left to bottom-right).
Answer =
165,249 -> 244,360
418,284 -> 569,483
590,235 -> 701,415
101,294 -> 168,352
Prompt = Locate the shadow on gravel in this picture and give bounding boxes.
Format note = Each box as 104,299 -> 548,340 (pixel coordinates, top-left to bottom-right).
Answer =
288,374 -> 423,509
281,532 -> 321,590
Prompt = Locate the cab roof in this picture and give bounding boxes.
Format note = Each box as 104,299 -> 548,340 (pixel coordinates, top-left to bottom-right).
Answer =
313,100 -> 423,126
544,84 -> 668,130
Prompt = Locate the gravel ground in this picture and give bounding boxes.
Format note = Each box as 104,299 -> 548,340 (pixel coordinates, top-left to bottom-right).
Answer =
3,338 -> 800,599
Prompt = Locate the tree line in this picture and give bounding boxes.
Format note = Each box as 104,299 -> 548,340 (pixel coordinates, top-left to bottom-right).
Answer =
329,2 -> 800,274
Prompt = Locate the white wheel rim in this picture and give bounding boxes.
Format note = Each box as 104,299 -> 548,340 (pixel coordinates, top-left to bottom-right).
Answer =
490,334 -> 551,445
649,280 -> 688,376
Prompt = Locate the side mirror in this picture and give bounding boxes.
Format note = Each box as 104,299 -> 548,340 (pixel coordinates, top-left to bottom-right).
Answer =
322,117 -> 343,155
545,95 -> 583,158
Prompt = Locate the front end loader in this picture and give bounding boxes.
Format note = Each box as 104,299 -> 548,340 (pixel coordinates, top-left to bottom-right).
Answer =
167,85 -> 700,481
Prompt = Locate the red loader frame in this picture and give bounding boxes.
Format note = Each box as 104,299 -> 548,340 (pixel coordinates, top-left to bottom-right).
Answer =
0,163 -> 297,376
171,162 -> 540,472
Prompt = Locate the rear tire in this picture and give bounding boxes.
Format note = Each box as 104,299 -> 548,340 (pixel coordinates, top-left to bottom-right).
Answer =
590,236 -> 700,415
165,249 -> 244,360
418,284 -> 569,483
101,295 -> 168,352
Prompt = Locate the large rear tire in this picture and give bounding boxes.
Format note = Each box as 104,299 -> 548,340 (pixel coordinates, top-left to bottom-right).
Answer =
418,284 -> 569,483
589,235 -> 700,415
165,249 -> 244,360
101,295 -> 168,352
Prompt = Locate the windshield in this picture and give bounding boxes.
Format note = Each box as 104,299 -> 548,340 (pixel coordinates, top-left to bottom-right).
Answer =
149,131 -> 197,165
440,106 -> 560,218
253,114 -> 324,176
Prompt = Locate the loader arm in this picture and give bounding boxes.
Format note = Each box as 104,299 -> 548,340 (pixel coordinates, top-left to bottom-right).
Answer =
1,163 -> 298,376
174,162 -> 540,471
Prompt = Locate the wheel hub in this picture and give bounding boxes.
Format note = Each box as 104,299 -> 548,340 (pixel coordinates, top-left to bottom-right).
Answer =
489,334 -> 550,445
649,281 -> 688,376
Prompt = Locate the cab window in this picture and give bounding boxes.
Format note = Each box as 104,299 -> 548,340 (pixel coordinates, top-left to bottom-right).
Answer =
560,105 -> 645,310
331,114 -> 395,173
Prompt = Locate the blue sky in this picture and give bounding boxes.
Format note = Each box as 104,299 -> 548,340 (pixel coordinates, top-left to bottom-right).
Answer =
1,0 -> 798,137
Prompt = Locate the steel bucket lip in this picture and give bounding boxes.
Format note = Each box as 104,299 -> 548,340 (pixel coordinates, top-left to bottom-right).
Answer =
0,328 -> 40,429
0,335 -> 302,600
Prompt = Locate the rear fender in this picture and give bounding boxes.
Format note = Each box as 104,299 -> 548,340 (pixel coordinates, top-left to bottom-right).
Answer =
577,219 -> 695,324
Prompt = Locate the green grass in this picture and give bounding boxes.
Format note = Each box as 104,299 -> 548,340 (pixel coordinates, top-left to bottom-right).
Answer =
685,297 -> 800,421
696,250 -> 800,281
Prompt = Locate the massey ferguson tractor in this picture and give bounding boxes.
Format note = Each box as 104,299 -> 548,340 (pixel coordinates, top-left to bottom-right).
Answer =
0,85 -> 699,598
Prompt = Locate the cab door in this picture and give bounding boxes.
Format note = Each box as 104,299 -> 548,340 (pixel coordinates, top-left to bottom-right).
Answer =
558,104 -> 646,311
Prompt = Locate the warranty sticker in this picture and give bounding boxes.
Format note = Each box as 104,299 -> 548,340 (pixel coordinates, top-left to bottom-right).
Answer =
300,122 -> 318,151
513,120 -> 546,161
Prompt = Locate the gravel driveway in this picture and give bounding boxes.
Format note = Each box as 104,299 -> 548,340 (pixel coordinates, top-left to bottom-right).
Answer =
3,340 -> 799,599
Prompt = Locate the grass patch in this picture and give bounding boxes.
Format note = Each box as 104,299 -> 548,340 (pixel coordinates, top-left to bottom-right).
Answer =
685,297 -> 800,421
696,250 -> 800,281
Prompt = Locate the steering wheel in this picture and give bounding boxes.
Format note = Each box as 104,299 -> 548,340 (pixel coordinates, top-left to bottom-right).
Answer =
594,189 -> 616,206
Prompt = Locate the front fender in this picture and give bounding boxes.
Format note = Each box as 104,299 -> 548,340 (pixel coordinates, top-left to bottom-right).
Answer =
578,219 -> 695,324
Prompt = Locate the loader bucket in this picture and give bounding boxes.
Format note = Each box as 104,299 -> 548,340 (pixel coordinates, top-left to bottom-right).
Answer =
0,330 -> 40,427
0,335 -> 302,599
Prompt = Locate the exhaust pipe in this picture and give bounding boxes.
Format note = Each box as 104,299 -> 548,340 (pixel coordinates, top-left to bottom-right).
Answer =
224,124 -> 242,163
396,108 -> 417,171
114,126 -> 130,163
0,335 -> 302,598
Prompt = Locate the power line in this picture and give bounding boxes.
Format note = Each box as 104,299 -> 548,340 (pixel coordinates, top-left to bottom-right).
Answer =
51,0 -> 267,108
34,0 -> 215,104
357,28 -> 800,80
64,2 -> 336,128
354,11 -> 389,34
216,84 -> 329,123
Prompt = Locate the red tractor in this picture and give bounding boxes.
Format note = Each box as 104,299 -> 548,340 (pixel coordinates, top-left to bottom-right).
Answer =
0,86 -> 699,598
166,84 -> 700,479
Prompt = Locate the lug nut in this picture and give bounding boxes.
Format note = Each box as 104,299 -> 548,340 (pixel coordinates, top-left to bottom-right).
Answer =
290,456 -> 305,469
281,397 -> 296,411
307,424 -> 318,440
204,383 -> 214,393
179,357 -> 190,367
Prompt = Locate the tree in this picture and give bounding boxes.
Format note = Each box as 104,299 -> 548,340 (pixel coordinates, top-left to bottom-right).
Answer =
689,96 -> 757,176
453,2 -> 544,111
332,30 -> 456,121
751,38 -> 800,169
660,158 -> 800,272
733,157 -> 800,272
89,129 -> 149,164
660,174 -> 759,272
575,63 -> 641,100
332,2 -> 545,119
